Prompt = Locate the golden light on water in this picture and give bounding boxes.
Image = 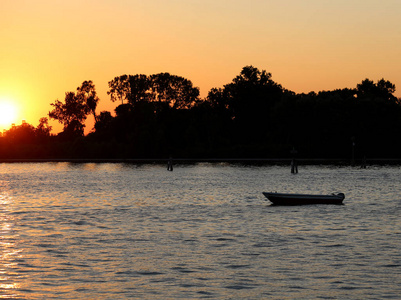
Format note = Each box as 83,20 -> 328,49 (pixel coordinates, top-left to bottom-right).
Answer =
0,193 -> 22,299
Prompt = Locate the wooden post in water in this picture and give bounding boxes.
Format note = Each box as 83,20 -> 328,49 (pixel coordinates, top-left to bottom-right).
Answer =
290,147 -> 298,174
361,155 -> 367,169
351,136 -> 355,166
167,157 -> 173,171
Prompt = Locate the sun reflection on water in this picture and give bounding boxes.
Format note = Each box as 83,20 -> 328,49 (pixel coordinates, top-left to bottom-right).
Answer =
0,193 -> 22,299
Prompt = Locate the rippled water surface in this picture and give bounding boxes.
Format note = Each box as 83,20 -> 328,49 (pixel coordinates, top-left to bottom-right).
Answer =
0,162 -> 400,299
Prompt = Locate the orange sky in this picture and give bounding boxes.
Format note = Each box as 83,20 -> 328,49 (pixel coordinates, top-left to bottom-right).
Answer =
1,0 -> 401,133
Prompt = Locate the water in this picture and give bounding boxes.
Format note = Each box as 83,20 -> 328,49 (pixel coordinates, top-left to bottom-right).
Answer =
0,163 -> 400,299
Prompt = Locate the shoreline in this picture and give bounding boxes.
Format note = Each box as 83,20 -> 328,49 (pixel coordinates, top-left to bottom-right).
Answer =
1,158 -> 401,165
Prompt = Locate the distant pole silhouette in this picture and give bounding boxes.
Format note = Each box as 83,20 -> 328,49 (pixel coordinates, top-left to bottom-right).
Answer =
167,157 -> 173,171
351,136 -> 355,166
290,147 -> 298,174
361,155 -> 367,168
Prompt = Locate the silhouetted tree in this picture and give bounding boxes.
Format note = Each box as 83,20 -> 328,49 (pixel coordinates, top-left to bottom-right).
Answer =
107,73 -> 199,111
150,73 -> 200,109
94,111 -> 113,132
107,75 -> 131,105
108,74 -> 151,106
36,117 -> 52,138
207,87 -> 229,111
77,80 -> 100,121
49,81 -> 99,138
357,78 -> 397,102
205,66 -> 286,155
225,65 -> 284,122
4,122 -> 36,144
49,91 -> 86,136
128,74 -> 152,104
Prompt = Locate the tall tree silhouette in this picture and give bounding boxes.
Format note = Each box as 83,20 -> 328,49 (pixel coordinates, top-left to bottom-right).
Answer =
107,75 -> 131,105
210,66 -> 285,151
49,81 -> 99,137
77,80 -> 100,121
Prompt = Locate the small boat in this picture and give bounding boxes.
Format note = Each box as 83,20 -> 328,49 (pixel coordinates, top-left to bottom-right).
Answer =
263,192 -> 345,205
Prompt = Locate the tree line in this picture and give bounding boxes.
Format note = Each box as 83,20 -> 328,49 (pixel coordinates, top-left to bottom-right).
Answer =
1,66 -> 401,159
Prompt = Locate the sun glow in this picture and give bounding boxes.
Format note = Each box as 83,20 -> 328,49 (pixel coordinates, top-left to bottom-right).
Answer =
0,100 -> 18,131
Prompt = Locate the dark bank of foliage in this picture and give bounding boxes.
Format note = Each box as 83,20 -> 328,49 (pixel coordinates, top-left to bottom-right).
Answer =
1,66 -> 401,159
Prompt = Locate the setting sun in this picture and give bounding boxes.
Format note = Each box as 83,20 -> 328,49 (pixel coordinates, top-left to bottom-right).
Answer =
0,100 -> 18,131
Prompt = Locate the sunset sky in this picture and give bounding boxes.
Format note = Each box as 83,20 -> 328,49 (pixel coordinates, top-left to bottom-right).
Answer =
1,0 -> 401,133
